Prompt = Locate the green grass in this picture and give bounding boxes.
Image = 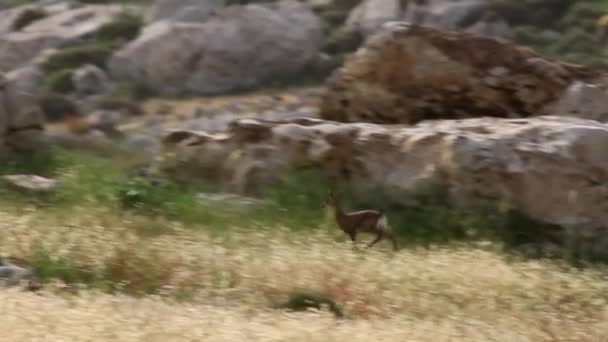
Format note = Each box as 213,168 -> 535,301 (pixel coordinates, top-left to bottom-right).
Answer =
11,8 -> 47,31
43,69 -> 75,94
0,146 -> 597,268
94,11 -> 143,43
38,93 -> 80,122
41,43 -> 117,74
0,146 -> 605,300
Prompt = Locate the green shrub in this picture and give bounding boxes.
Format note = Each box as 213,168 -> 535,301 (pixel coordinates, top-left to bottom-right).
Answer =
95,12 -> 143,43
511,26 -> 548,48
44,69 -> 75,94
42,43 -> 116,74
11,8 -> 47,31
559,2 -> 606,33
278,290 -> 343,318
29,243 -> 96,285
38,93 -> 80,122
0,146 -> 59,177
321,28 -> 363,55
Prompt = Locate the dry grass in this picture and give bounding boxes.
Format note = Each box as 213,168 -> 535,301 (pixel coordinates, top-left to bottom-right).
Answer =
1,206 -> 608,341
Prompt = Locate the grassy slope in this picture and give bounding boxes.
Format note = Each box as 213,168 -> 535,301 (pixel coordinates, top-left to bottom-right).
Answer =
0,148 -> 608,340
1,210 -> 608,341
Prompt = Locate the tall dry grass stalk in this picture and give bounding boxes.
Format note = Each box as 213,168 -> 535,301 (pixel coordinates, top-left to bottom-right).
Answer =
1,206 -> 608,341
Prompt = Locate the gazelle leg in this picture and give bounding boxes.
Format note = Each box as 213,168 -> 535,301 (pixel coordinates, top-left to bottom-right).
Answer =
367,232 -> 383,249
388,233 -> 399,251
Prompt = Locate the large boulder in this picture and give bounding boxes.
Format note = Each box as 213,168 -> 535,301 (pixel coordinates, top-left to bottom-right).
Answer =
161,115 -> 608,256
72,64 -> 110,97
0,4 -> 123,72
403,0 -> 487,31
0,70 -> 45,155
147,0 -> 226,23
320,23 -> 606,124
109,1 -> 322,96
345,0 -> 403,36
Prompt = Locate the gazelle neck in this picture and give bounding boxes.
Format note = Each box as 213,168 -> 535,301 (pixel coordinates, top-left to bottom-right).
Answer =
331,202 -> 347,226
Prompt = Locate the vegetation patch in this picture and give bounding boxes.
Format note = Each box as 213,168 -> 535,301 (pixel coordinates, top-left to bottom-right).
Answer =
38,93 -> 80,122
277,290 -> 344,318
11,8 -> 48,31
43,69 -> 75,94
94,11 -> 143,43
501,0 -> 608,70
41,43 -> 116,74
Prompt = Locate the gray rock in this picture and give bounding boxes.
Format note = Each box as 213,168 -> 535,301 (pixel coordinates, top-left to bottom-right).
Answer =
147,0 -> 225,23
72,64 -> 110,97
346,0 -> 402,36
87,110 -> 122,137
0,68 -> 45,153
403,0 -> 486,30
110,1 -> 322,96
122,134 -> 160,156
0,260 -> 41,290
0,4 -> 123,72
3,174 -> 58,192
196,192 -> 268,211
465,19 -> 511,38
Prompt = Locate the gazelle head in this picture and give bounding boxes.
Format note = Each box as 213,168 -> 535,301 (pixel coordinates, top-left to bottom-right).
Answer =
323,191 -> 338,209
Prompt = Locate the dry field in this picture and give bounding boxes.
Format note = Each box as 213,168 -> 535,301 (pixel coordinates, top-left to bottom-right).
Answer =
1,206 -> 608,341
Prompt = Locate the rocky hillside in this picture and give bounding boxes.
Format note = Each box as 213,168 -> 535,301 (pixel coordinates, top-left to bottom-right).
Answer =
0,0 -> 607,258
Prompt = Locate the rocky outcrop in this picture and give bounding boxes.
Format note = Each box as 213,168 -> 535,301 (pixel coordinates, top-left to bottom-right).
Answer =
109,1 -> 322,96
0,4 -> 123,72
147,0 -> 226,23
161,115 -> 608,255
0,258 -> 40,291
72,64 -> 110,97
320,23 -> 606,124
345,0 -> 403,36
0,70 -> 45,155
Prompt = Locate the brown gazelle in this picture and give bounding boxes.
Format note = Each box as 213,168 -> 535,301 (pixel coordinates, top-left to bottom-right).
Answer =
323,191 -> 399,251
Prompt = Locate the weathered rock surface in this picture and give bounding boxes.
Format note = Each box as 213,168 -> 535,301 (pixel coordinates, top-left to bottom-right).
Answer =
72,64 -> 110,97
0,4 -> 122,72
403,0 -> 487,31
109,1 -> 322,96
320,23 -> 605,124
345,0 -> 403,36
147,0 -> 226,23
3,174 -> 58,192
0,70 -> 45,155
161,115 -> 608,255
0,259 -> 40,290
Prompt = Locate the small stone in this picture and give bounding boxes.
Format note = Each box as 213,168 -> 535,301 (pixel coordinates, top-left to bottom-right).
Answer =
0,260 -> 41,290
3,174 -> 58,192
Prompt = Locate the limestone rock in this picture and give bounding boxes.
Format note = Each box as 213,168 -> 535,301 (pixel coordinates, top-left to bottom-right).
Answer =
109,1 -> 322,96
147,0 -> 226,23
0,4 -> 123,72
0,69 -> 45,153
160,115 -> 608,256
403,0 -> 486,30
3,174 -> 58,192
345,0 -> 403,36
0,260 -> 40,290
72,64 -> 110,97
320,23 -> 604,124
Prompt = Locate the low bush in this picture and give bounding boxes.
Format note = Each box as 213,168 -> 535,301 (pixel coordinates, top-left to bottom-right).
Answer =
277,290 -> 343,318
38,93 -> 80,122
321,28 -> 363,55
42,43 -> 116,74
43,69 -> 75,94
11,8 -> 47,31
94,12 -> 143,43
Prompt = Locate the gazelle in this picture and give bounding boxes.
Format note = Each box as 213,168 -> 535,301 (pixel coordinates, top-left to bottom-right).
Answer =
323,192 -> 399,251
